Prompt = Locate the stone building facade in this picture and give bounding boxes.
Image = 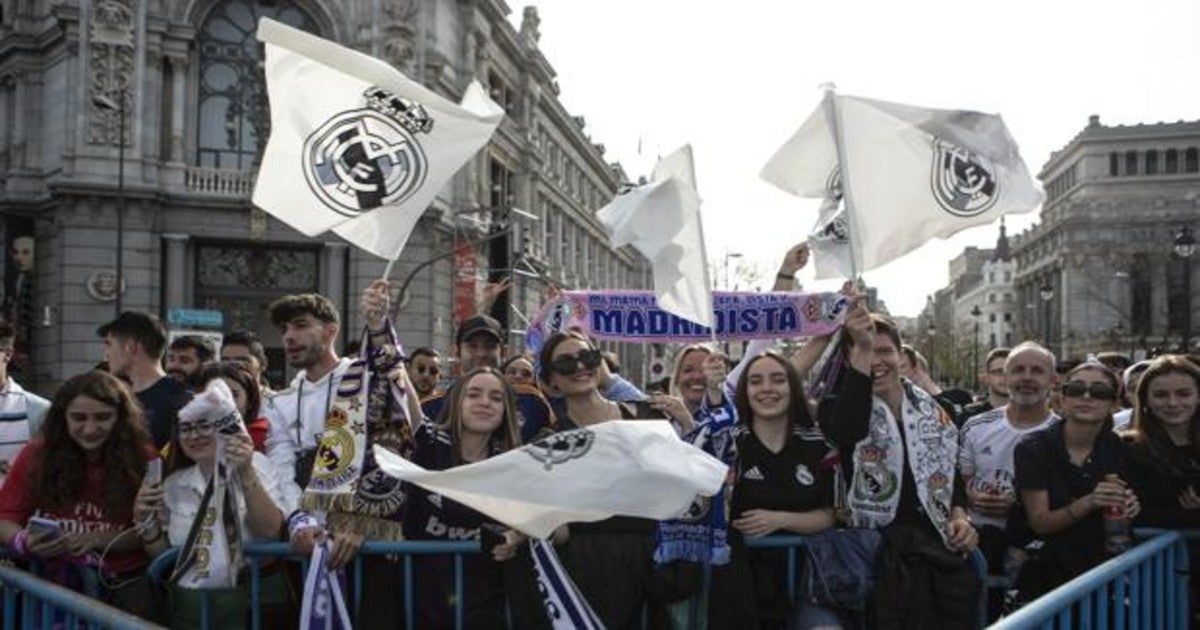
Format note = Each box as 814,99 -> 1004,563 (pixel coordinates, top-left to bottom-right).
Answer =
1011,116 -> 1200,359
0,0 -> 651,390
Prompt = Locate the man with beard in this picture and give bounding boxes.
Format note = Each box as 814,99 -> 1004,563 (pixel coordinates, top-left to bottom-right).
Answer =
958,342 -> 1057,620
957,347 -> 1012,426
264,290 -> 417,628
97,311 -> 192,449
165,335 -> 214,390
405,347 -> 441,401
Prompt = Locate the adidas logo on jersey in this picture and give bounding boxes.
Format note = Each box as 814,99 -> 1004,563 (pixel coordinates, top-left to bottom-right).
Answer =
742,466 -> 765,481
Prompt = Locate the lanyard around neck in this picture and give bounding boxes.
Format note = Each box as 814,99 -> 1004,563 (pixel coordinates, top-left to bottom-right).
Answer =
296,372 -> 336,447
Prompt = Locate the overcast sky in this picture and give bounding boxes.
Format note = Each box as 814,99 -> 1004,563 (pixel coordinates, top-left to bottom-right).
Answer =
510,0 -> 1200,315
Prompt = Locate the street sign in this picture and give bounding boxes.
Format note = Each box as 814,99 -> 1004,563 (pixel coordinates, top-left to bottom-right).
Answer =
167,308 -> 224,329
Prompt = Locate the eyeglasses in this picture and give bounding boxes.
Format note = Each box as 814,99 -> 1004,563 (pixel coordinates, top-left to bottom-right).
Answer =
1061,381 -> 1118,400
548,349 -> 603,376
177,420 -> 217,439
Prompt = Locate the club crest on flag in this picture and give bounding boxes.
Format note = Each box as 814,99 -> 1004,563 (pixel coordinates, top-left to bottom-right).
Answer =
930,138 -> 999,217
302,87 -> 434,218
526,429 -> 596,471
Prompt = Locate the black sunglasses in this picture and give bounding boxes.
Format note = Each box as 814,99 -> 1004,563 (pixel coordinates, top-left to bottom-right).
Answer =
1061,381 -> 1118,400
548,349 -> 603,376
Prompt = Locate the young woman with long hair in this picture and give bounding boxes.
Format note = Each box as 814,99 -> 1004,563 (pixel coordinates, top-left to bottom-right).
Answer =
1124,356 -> 1200,527
709,346 -> 872,630
404,366 -> 526,628
1013,361 -> 1140,602
0,370 -> 158,619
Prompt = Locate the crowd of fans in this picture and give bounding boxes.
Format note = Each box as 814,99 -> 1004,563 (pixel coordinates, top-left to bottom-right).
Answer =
0,241 -> 1197,630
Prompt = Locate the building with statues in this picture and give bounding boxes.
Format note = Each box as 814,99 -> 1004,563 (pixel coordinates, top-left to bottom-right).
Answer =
0,0 -> 651,389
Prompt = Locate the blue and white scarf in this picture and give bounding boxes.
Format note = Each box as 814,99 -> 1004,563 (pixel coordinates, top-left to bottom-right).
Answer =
299,541 -> 352,630
654,398 -> 736,566
530,538 -> 604,630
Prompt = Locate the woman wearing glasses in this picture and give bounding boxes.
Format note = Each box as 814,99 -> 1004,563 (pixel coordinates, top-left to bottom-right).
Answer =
536,331 -> 677,628
1012,361 -> 1140,603
136,380 -> 287,629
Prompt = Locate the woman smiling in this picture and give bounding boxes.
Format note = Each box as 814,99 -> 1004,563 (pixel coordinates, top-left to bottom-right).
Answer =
1124,356 -> 1200,527
0,371 -> 158,619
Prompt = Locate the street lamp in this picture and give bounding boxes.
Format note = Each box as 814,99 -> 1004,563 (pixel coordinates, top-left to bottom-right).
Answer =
723,252 -> 743,290
92,91 -> 126,317
927,323 -> 937,381
970,304 -> 982,391
1039,282 -> 1054,353
1175,226 -> 1196,353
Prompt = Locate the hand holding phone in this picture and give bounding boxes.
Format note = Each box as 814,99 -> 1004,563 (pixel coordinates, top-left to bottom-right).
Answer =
28,516 -> 65,541
143,459 -> 163,486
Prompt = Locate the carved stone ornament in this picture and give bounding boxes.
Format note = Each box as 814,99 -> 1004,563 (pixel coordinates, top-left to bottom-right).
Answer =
89,0 -> 136,145
86,269 -> 127,302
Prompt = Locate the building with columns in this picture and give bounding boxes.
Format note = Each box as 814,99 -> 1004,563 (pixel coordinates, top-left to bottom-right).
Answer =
0,0 -> 652,390
1011,116 -> 1200,360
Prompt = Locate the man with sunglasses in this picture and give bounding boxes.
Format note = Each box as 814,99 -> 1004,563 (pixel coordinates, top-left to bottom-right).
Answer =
406,347 -> 442,401
958,341 -> 1058,619
420,315 -> 555,442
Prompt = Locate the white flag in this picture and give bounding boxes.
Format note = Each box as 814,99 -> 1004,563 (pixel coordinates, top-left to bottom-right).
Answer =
761,94 -> 1043,277
372,421 -> 727,539
253,18 -> 503,260
596,145 -> 714,327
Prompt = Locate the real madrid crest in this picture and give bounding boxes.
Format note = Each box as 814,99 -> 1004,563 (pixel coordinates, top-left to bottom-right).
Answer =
930,138 -> 999,217
794,463 -> 815,486
525,428 -> 595,471
303,87 -> 434,217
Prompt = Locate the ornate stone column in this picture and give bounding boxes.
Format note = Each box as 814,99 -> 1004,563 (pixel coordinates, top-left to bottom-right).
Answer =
161,233 -> 189,310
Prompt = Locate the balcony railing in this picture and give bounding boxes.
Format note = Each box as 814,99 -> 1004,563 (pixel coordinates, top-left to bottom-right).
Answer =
184,166 -> 256,197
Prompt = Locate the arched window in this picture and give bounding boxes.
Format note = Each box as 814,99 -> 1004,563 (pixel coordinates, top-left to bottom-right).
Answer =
196,0 -> 319,169
1187,148 -> 1199,173
1145,149 -> 1158,175
1166,148 -> 1180,174
1124,150 -> 1138,176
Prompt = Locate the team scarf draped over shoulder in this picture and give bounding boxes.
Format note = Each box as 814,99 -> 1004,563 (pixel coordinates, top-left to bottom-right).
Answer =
171,380 -> 246,589
302,323 -> 415,540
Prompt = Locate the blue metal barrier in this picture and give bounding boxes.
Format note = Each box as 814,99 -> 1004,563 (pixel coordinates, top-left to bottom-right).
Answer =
0,562 -> 165,630
140,535 -> 992,630
988,530 -> 1190,630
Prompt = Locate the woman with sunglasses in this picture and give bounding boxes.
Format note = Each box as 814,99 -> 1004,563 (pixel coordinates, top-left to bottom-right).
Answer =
1012,361 -> 1140,603
135,380 -> 287,629
0,371 -> 159,620
537,331 -> 681,628
1124,356 -> 1200,527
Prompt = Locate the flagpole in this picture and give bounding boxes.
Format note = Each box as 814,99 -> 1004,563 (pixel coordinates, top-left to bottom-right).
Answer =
382,257 -> 397,282
819,83 -> 860,282
691,178 -> 719,348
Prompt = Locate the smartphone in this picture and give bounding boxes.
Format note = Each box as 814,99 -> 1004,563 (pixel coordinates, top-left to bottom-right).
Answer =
144,458 -> 163,486
28,516 -> 64,540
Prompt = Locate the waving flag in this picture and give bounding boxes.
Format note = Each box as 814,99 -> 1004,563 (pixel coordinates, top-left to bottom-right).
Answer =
253,18 -> 503,260
596,145 -> 714,327
762,93 -> 1043,277
372,421 -> 726,539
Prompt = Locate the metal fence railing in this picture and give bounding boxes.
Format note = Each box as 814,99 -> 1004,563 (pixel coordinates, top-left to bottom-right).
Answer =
989,530 -> 1190,630
4,534 -> 991,630
0,561 -> 165,630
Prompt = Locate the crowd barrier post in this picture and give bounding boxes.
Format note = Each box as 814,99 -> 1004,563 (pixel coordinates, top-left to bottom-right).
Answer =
988,530 -> 1189,630
0,562 -> 165,630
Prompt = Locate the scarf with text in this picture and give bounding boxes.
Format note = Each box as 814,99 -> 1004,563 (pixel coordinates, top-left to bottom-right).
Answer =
299,541 -> 352,630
